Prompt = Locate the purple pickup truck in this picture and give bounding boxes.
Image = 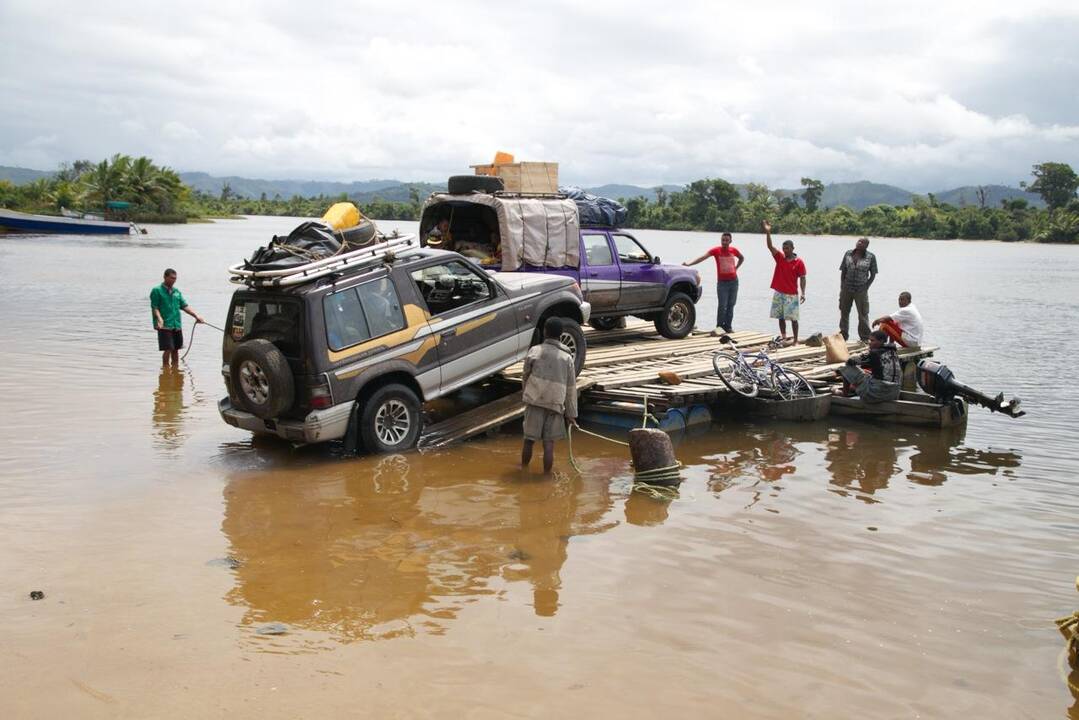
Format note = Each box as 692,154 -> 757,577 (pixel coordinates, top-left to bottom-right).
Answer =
419,189 -> 703,339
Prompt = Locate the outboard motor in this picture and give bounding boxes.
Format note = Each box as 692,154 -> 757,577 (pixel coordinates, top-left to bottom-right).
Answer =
916,359 -> 1025,418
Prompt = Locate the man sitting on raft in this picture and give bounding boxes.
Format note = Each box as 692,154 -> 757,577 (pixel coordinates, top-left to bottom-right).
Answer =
873,291 -> 924,348
836,330 -> 902,403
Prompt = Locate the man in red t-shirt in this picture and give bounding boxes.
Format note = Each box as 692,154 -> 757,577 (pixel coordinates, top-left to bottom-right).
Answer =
763,221 -> 807,344
684,232 -> 744,334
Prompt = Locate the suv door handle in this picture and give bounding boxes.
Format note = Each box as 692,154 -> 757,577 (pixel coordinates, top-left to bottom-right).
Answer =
441,327 -> 457,338
588,272 -> 599,277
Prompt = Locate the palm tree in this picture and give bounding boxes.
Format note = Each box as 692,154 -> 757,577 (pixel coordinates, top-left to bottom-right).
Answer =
82,155 -> 130,209
126,156 -> 166,208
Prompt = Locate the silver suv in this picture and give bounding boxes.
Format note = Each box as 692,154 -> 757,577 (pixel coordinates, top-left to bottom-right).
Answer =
218,238 -> 590,453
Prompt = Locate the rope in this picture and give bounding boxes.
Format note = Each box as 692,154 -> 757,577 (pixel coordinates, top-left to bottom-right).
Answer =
566,398 -> 684,485
180,319 -> 225,361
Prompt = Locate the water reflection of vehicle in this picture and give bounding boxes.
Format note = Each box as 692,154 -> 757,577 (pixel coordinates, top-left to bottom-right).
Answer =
220,451 -> 615,641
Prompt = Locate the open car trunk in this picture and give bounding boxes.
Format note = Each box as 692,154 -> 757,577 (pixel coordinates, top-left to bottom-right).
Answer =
419,193 -> 580,270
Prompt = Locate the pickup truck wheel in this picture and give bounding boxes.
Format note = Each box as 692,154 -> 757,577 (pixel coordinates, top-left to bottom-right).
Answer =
230,339 -> 294,419
360,384 -> 422,453
589,316 -> 621,331
655,292 -> 695,339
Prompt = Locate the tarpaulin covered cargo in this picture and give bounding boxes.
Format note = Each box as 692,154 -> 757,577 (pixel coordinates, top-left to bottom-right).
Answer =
560,186 -> 628,227
420,193 -> 580,270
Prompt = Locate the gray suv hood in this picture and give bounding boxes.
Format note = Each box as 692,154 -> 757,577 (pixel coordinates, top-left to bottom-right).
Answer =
490,271 -> 575,296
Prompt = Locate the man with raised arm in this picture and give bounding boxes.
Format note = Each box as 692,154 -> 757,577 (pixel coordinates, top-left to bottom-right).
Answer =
763,221 -> 807,345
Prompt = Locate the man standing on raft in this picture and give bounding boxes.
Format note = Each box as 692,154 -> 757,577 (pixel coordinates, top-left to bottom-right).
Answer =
763,221 -> 807,345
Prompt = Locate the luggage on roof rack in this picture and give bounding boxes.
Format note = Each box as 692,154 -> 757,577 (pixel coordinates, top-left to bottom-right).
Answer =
228,232 -> 417,288
560,186 -> 628,227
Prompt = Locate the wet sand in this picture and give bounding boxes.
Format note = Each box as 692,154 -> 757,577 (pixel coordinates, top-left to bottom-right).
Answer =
1,218 -> 1077,718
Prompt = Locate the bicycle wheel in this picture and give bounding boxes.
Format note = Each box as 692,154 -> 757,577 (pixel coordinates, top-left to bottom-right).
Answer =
770,366 -> 815,400
713,351 -> 759,398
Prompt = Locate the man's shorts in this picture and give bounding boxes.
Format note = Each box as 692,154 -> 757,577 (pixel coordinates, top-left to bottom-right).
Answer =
158,328 -> 184,351
522,406 -> 567,441
769,291 -> 800,321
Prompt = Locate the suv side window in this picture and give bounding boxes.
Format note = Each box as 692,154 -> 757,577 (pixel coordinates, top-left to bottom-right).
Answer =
583,233 -> 614,265
612,234 -> 651,264
410,261 -> 492,316
323,277 -> 405,350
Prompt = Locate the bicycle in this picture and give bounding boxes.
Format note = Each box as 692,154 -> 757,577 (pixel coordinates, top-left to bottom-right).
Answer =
711,335 -> 815,400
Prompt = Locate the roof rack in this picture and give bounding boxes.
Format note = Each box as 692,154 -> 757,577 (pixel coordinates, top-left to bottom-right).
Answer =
228,233 -> 418,288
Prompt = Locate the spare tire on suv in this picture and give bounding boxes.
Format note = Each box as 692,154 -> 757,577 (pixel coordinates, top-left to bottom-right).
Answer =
448,174 -> 505,195
230,339 -> 295,419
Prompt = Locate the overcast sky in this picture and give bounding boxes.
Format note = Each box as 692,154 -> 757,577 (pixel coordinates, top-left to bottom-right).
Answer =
1,0 -> 1077,191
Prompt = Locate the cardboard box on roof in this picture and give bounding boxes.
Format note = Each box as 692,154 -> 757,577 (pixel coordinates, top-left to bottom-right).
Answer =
471,158 -> 559,194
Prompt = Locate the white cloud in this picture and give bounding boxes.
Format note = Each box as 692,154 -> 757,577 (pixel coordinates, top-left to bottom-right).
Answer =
162,121 -> 200,141
0,0 -> 1077,191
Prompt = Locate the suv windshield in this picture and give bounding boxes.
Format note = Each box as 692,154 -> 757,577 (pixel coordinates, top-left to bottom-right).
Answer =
228,297 -> 303,357
411,261 -> 492,316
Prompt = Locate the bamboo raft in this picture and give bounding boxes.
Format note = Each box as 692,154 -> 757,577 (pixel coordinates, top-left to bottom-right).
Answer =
418,322 -> 937,448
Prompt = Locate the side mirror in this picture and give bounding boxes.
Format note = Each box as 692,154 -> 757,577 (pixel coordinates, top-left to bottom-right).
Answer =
651,256 -> 661,264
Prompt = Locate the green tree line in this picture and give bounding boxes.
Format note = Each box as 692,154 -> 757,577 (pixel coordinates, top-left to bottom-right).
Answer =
3,156 -> 1077,242
0,154 -> 191,222
620,163 -> 1079,243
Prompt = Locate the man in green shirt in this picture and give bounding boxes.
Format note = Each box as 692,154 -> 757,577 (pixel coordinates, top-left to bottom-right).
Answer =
150,268 -> 204,367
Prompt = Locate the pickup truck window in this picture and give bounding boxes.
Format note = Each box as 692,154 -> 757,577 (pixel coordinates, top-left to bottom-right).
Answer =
323,277 -> 405,350
613,234 -> 651,264
583,234 -> 614,265
411,261 -> 493,316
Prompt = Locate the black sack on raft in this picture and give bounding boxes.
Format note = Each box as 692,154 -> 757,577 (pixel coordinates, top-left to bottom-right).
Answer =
560,186 -> 628,227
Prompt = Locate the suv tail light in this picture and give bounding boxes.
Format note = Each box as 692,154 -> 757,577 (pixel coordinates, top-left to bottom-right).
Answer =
308,377 -> 333,410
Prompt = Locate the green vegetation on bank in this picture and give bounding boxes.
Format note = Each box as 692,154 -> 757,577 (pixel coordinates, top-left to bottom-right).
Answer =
619,163 -> 1079,243
2,156 -> 1077,242
0,155 -> 190,222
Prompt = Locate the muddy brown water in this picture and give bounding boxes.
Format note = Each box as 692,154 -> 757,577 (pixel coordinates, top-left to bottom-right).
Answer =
1,217 -> 1078,718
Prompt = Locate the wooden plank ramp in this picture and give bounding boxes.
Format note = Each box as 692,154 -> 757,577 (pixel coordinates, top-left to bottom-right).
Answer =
419,377 -> 595,450
418,322 -> 939,448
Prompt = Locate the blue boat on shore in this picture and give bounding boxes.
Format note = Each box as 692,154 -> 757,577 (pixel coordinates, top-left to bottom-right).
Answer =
0,208 -> 134,235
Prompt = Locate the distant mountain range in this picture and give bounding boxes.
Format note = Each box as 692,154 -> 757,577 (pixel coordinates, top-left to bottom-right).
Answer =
0,165 -> 1044,210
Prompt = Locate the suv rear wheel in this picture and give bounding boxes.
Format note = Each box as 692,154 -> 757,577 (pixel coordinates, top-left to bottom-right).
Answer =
230,339 -> 295,418
360,384 -> 422,453
655,292 -> 695,339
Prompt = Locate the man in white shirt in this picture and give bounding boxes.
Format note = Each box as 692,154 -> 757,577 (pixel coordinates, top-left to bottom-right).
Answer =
873,291 -> 924,347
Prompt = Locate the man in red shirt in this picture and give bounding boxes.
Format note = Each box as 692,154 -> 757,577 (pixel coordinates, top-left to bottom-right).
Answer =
684,231 -> 744,334
763,221 -> 807,344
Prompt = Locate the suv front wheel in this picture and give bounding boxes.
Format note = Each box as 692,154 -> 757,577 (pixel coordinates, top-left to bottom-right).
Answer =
655,292 -> 695,339
360,384 -> 422,453
537,318 -> 587,376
